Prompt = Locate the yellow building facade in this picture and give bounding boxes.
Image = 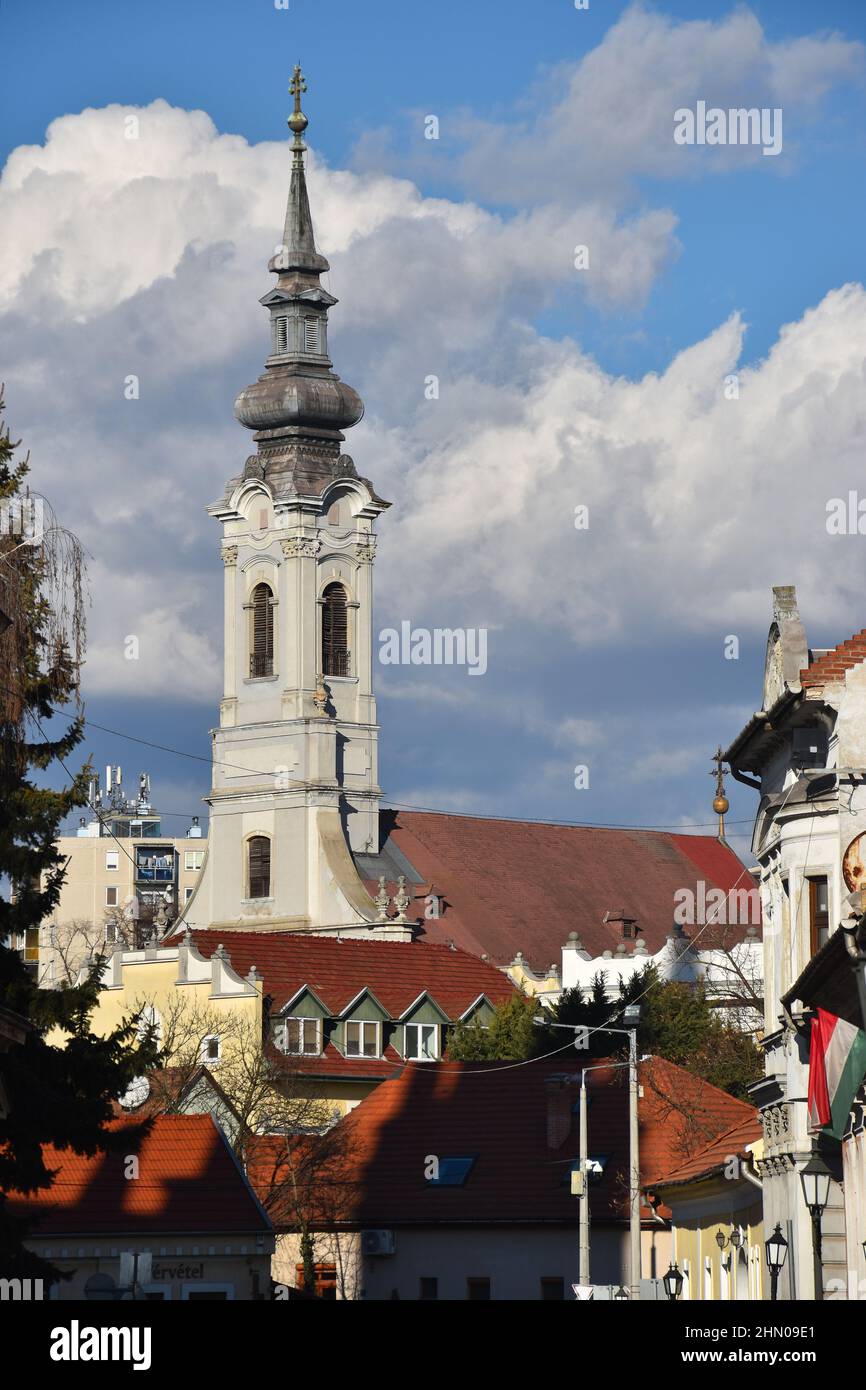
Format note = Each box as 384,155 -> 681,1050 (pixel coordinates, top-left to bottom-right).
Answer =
648,1128 -> 766,1301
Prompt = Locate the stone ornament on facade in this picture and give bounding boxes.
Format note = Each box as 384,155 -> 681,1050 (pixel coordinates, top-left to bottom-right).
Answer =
222,545 -> 239,567
280,535 -> 321,559
375,876 -> 390,922
393,875 -> 410,924
355,536 -> 377,562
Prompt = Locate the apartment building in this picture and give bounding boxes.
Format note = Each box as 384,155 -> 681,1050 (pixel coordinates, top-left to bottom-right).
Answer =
29,767 -> 205,984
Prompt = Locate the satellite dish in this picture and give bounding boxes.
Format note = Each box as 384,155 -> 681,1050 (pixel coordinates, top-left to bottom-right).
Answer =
120,1075 -> 150,1110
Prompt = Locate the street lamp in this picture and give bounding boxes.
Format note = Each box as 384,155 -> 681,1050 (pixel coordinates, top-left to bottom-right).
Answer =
663,1262 -> 684,1301
533,1007 -> 642,1300
799,1147 -> 833,1301
764,1223 -> 788,1302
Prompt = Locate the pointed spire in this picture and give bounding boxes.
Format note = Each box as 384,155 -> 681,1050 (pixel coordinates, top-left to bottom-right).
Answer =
270,64 -> 329,277
231,68 -> 367,499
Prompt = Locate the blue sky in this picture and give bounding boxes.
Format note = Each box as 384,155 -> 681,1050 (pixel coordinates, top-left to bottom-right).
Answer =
4,0 -> 866,857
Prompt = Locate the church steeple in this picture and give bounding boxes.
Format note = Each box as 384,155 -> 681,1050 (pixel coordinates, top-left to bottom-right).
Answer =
232,65 -> 366,497
196,71 -> 396,939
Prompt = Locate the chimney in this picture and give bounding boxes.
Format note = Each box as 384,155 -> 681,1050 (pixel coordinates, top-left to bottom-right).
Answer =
545,1074 -> 574,1150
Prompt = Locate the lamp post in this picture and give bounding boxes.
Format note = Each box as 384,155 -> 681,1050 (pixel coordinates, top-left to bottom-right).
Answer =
663,1262 -> 684,1301
578,1015 -> 642,1299
622,1003 -> 642,1301
764,1223 -> 788,1302
799,1147 -> 832,1301
534,1007 -> 642,1298
576,1058 -> 631,1289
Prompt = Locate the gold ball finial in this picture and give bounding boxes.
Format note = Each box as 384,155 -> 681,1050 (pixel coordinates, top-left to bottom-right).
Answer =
710,747 -> 729,842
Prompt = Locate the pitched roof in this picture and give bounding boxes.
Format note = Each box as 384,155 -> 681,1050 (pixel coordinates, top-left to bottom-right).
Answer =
361,810 -> 754,970
181,929 -> 515,1018
250,1055 -> 755,1229
648,1112 -> 762,1190
800,628 -> 866,688
5,1114 -> 272,1237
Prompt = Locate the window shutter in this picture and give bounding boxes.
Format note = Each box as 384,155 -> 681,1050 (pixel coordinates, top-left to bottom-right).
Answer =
322,583 -> 349,677
248,835 -> 271,899
304,317 -> 319,353
274,316 -> 288,354
250,583 -> 274,676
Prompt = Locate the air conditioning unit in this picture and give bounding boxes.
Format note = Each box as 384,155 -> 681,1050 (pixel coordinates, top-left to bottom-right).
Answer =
361,1229 -> 396,1256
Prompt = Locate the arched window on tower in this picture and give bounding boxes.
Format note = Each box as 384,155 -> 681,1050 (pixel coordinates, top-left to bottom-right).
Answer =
322,583 -> 349,677
248,836 -> 271,899
250,582 -> 274,677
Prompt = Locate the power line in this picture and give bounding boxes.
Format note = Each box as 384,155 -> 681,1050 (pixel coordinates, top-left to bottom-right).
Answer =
29,693 -> 752,836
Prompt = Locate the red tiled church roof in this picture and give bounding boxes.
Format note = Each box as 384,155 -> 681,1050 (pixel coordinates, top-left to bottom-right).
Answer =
800,627 -> 866,689
182,929 -> 515,1018
251,1055 -> 755,1229
5,1114 -> 272,1237
368,811 -> 754,970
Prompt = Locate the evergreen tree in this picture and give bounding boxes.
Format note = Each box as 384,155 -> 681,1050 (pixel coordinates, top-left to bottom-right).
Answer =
0,391 -> 157,1280
448,993 -> 541,1061
455,961 -> 761,1100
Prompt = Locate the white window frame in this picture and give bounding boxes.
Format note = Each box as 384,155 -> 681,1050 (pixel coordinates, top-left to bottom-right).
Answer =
185,850 -> 204,871
201,1035 -> 221,1065
185,887 -> 195,902
105,886 -> 119,907
345,1019 -> 380,1059
281,1017 -> 322,1056
105,851 -> 119,871
405,1023 -> 439,1061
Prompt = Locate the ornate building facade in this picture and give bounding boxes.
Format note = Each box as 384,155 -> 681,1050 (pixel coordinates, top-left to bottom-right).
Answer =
723,585 -> 866,1298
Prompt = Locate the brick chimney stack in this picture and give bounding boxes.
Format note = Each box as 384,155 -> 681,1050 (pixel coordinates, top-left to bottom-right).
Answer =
545,1074 -> 575,1149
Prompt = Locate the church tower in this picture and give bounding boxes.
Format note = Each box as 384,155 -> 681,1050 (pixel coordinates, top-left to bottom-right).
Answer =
189,69 -> 403,938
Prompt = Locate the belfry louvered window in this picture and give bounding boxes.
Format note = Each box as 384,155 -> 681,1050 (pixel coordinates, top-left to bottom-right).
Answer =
248,836 -> 271,899
303,317 -> 319,354
273,316 -> 288,354
322,583 -> 349,677
250,582 -> 274,677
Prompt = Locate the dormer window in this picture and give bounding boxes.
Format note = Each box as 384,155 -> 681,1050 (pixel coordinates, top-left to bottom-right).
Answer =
345,1020 -> 379,1058
405,1023 -> 439,1061
280,1018 -> 322,1055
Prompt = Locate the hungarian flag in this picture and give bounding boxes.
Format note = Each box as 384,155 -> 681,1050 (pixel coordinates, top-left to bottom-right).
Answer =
807,1008 -> 866,1139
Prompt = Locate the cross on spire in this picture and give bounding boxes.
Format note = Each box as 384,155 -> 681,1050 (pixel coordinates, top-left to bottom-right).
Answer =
287,64 -> 309,150
710,746 -> 730,843
289,64 -> 307,112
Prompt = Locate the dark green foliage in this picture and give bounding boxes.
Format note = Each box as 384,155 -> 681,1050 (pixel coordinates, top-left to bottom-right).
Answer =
448,962 -> 760,1101
0,395 -> 158,1279
448,993 -> 541,1061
